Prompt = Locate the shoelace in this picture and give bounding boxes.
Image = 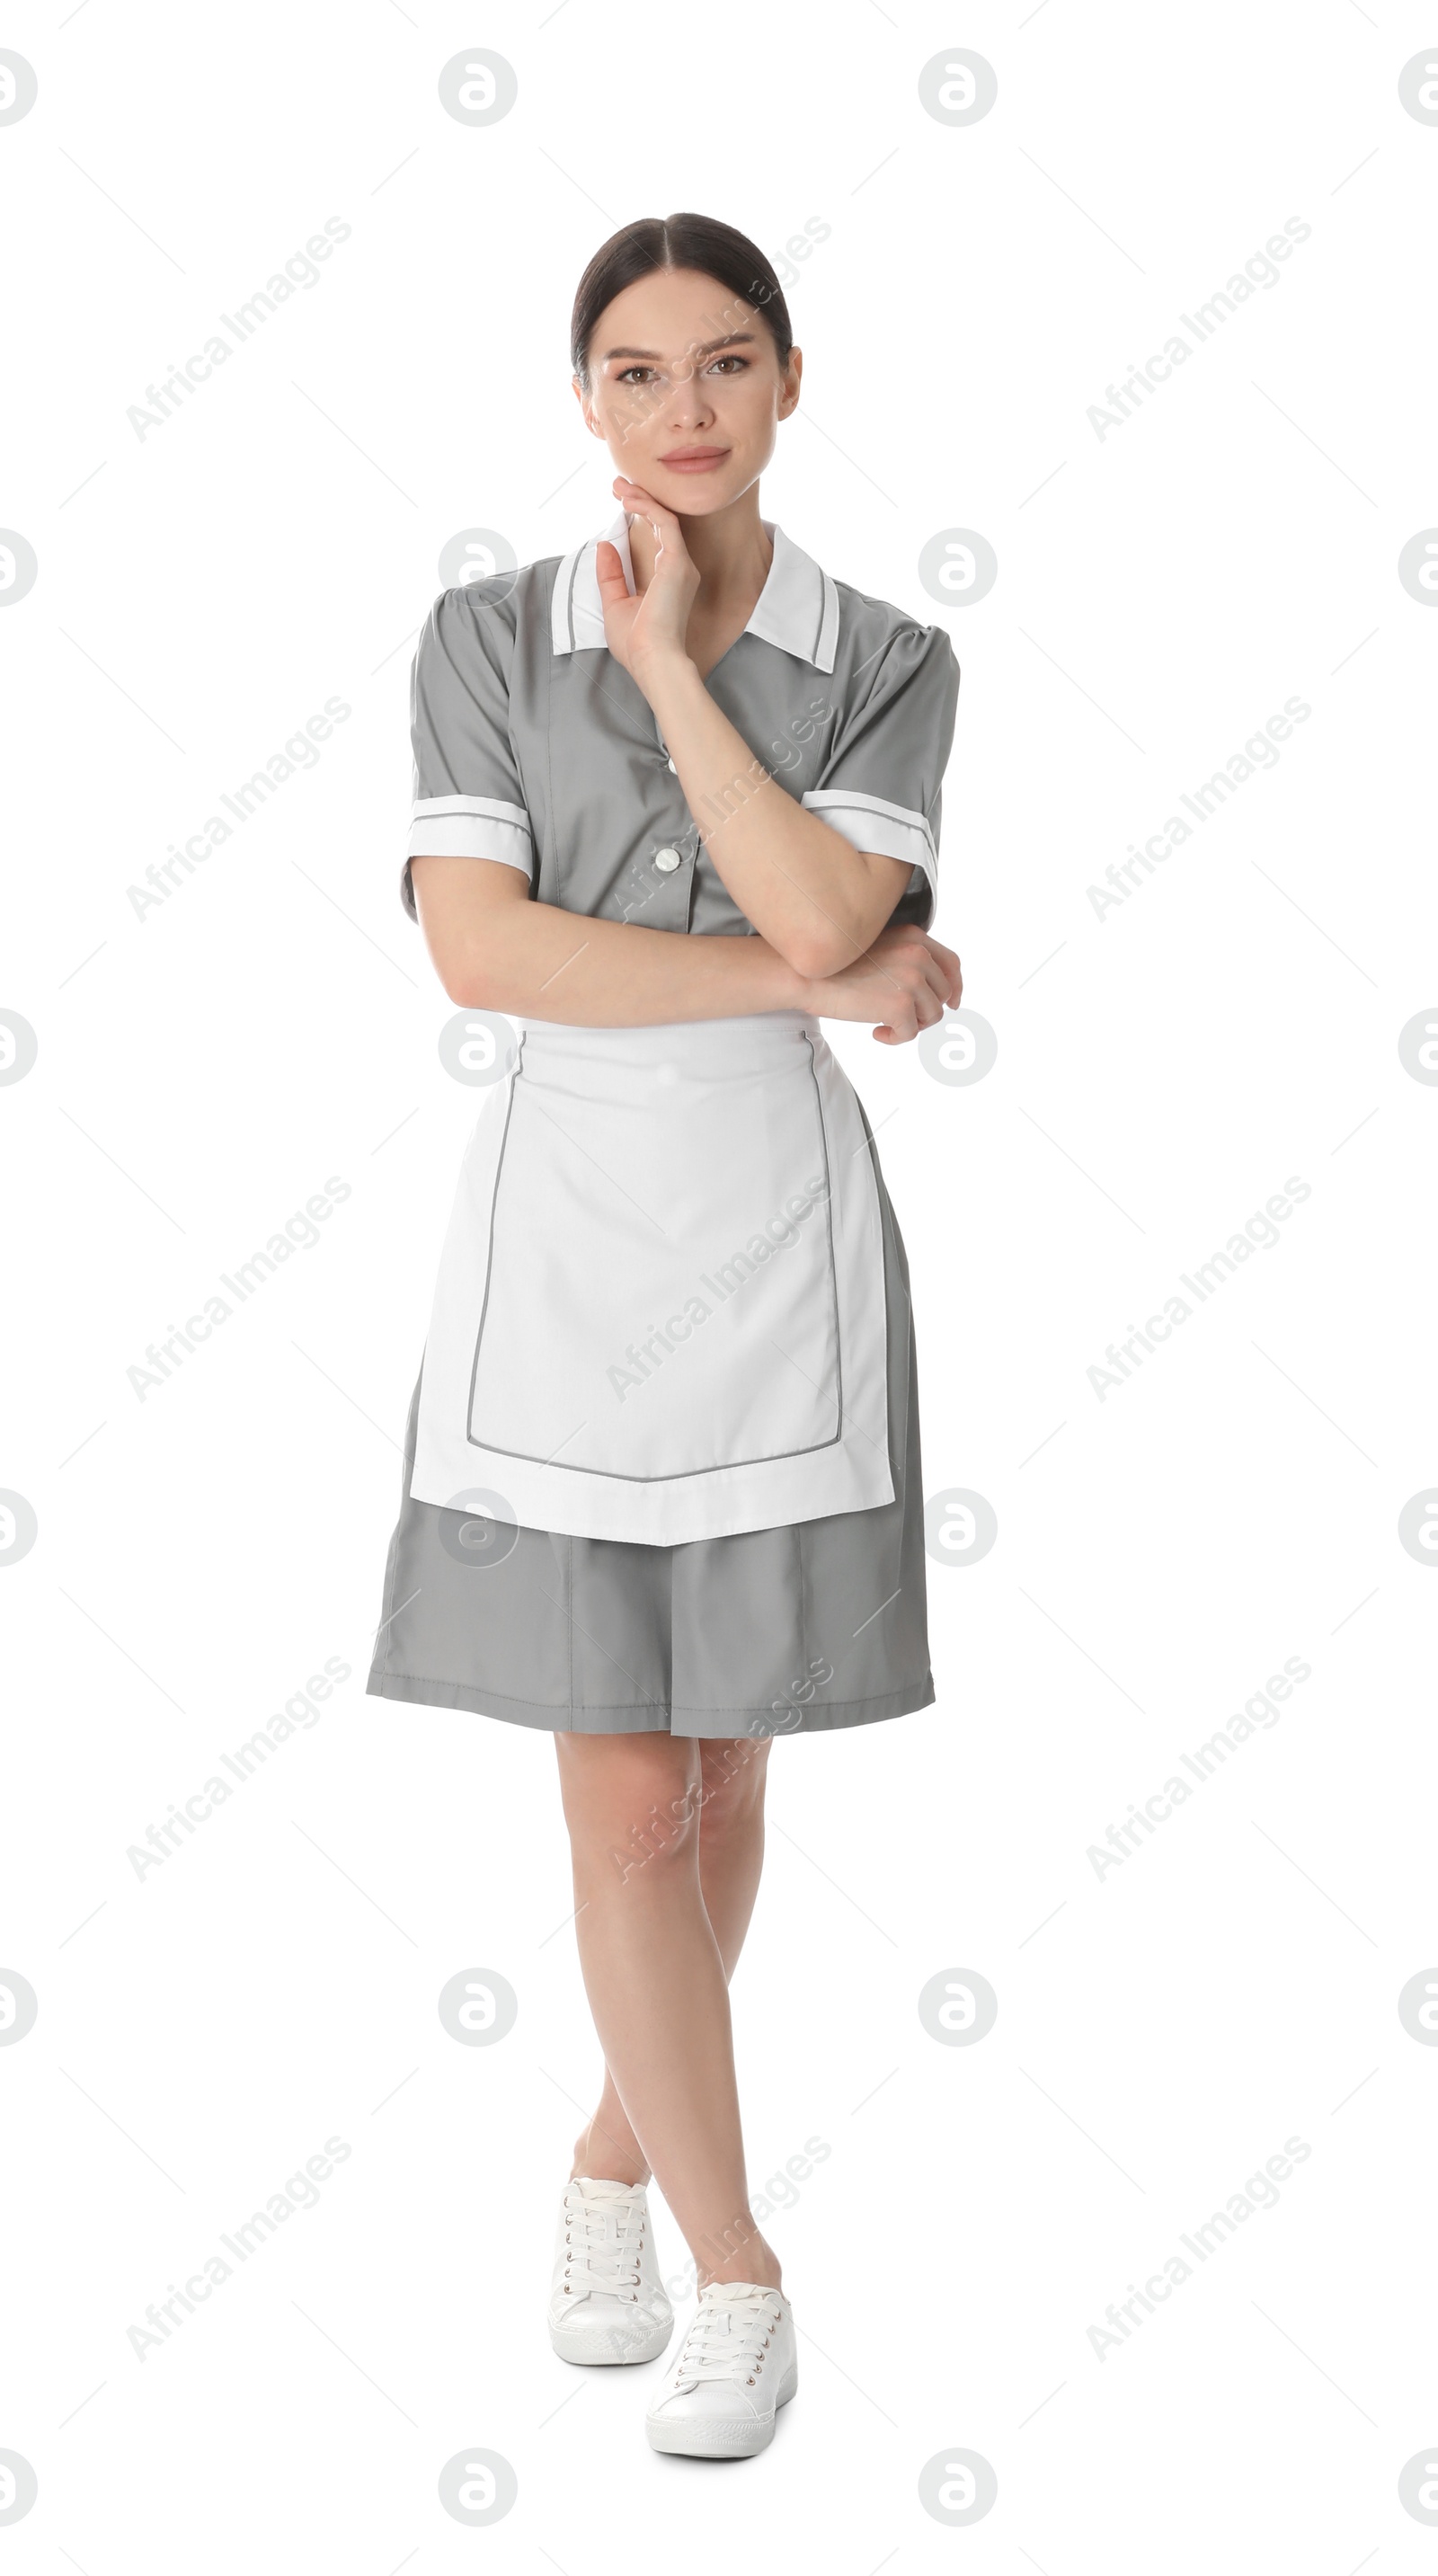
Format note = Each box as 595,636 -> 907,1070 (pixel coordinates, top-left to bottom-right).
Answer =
669,2283 -> 782,2389
562,2182 -> 647,2301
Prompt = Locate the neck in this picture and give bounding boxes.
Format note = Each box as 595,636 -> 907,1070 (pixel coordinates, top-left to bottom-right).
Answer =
626,489 -> 773,607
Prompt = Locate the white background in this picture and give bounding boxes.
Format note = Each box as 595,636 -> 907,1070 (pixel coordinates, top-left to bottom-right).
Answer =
3,0 -> 1437,2564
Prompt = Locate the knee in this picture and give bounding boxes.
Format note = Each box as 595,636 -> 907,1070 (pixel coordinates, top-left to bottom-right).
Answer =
696,1737 -> 770,1838
555,1735 -> 701,1872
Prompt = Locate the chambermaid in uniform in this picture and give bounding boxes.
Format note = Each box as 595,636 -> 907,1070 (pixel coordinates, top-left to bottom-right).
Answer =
367,508 -> 959,1737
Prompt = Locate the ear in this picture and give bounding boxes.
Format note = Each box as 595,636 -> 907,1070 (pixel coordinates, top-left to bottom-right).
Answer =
571,376 -> 605,439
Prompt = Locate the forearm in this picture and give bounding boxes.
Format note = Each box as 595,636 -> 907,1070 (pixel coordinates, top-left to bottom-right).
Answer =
413,866 -> 810,1026
640,654 -> 905,978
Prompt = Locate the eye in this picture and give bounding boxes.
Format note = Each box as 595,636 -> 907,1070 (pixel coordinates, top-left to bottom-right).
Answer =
616,365 -> 657,386
707,354 -> 750,375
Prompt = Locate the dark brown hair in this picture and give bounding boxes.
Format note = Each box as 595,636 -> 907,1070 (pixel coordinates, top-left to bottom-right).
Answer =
570,211 -> 794,387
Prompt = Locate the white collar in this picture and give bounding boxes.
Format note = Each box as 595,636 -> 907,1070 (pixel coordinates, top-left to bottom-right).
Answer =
550,510 -> 839,672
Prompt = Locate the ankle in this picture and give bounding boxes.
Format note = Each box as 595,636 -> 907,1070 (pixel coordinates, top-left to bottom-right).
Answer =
697,2234 -> 783,2296
570,2131 -> 650,2190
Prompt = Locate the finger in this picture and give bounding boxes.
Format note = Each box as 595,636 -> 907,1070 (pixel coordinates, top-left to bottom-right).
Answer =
593,539 -> 631,606
611,475 -> 688,550
864,949 -> 931,1008
923,936 -> 963,1008
614,496 -> 696,593
612,472 -> 667,511
922,937 -> 958,994
914,946 -> 952,1005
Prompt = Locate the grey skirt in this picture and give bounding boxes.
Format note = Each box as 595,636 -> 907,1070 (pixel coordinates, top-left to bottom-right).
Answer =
365,1163 -> 933,1739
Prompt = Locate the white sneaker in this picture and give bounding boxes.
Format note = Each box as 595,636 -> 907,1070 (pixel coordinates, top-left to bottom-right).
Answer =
547,2176 -> 674,2367
644,2280 -> 797,2456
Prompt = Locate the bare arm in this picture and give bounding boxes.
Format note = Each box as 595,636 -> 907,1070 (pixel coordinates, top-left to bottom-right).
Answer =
599,477 -> 911,980
410,476 -> 963,1039
409,856 -> 962,1044
413,854 -> 802,1025
634,653 -> 910,981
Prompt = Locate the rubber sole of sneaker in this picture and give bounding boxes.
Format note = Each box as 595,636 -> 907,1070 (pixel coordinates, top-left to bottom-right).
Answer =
644,2359 -> 798,2456
550,2308 -> 675,2367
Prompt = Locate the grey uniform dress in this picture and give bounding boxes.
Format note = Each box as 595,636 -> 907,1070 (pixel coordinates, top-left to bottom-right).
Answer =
367,510 -> 960,1738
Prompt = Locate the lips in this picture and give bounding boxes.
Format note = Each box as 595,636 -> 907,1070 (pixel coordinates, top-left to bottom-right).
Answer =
660,449 -> 729,470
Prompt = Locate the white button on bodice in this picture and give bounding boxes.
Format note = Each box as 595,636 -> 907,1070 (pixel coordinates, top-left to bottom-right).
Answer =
653,846 -> 682,874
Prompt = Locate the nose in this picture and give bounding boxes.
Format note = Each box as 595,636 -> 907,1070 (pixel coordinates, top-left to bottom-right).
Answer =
661,355 -> 717,431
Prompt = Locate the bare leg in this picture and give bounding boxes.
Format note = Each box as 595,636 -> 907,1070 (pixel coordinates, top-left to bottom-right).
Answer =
568,1735 -> 772,2188
555,1730 -> 779,2289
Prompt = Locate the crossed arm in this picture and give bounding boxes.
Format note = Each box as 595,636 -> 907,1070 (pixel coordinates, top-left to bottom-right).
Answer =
622,650 -> 913,981
411,490 -> 962,1043
410,852 -> 956,1044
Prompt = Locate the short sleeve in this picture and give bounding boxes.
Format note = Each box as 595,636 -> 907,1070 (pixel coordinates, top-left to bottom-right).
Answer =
802,622 -> 959,930
402,583 -> 533,920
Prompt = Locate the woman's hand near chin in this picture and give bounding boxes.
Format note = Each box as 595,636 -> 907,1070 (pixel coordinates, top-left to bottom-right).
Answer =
594,475 -> 701,684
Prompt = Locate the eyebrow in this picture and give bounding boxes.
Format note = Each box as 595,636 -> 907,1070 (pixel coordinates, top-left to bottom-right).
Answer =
599,331 -> 759,363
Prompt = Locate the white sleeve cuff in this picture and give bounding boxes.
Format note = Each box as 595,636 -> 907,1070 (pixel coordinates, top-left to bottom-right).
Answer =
801,787 -> 936,888
408,795 -> 532,875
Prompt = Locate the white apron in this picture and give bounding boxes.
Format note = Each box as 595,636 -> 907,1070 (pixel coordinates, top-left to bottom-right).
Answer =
408,1010 -> 894,1546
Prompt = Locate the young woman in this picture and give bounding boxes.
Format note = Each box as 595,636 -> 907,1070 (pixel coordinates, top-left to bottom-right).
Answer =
368,212 -> 961,2459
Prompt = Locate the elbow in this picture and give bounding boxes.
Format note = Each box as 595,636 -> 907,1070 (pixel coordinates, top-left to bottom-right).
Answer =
438,958 -> 499,1009
780,924 -> 865,982
431,915 -> 528,1010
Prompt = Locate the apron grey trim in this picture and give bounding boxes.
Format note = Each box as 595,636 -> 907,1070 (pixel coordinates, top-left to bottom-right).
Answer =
464,1028 -> 527,1450
366,1164 -> 930,1736
462,1028 -> 845,1479
803,1026 -> 844,1437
